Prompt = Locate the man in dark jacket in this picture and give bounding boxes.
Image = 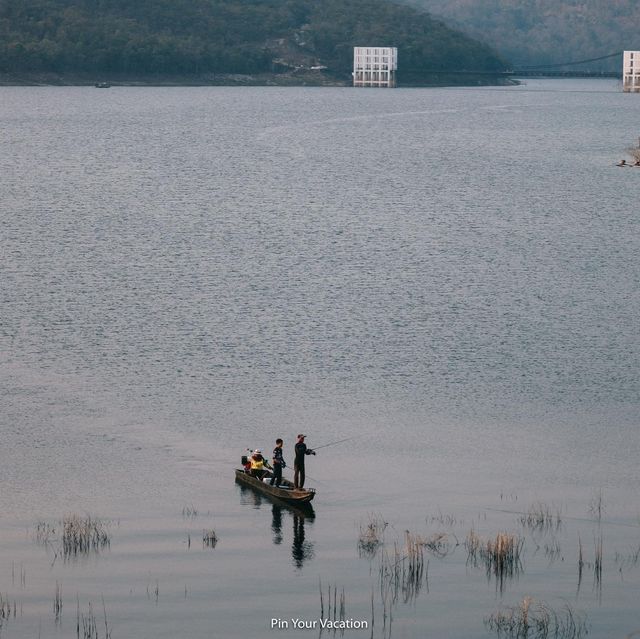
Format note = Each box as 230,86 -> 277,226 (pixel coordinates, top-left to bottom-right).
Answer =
270,438 -> 285,487
293,434 -> 315,490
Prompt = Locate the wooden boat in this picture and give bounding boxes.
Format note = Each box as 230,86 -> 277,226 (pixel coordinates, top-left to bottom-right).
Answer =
235,469 -> 315,504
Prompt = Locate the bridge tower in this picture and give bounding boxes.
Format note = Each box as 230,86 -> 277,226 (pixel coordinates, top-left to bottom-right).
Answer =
623,51 -> 640,92
353,47 -> 397,88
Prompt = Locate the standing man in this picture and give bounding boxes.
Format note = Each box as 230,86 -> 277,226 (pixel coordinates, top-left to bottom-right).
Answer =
293,434 -> 315,490
270,438 -> 286,487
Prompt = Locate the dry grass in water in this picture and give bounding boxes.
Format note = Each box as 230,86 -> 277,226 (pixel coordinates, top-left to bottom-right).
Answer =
378,531 -> 429,606
466,529 -> 524,592
519,502 -> 562,535
615,544 -> 640,570
423,532 -> 458,558
202,529 -> 218,548
0,593 -> 17,622
543,540 -> 562,563
63,514 -> 111,558
35,521 -> 57,546
182,504 -> 199,519
358,513 -> 387,559
485,597 -> 588,639
426,511 -> 459,527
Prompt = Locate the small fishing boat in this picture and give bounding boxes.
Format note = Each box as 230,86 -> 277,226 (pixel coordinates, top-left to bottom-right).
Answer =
235,469 -> 315,504
94,82 -> 111,88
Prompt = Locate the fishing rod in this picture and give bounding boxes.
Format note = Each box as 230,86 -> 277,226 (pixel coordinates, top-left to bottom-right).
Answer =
310,436 -> 358,452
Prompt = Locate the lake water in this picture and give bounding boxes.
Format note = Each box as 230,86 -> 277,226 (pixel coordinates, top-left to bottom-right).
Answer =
1,79 -> 639,638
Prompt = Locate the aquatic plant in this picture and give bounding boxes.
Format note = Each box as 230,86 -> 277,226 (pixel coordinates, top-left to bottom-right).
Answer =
378,531 -> 429,607
35,521 -> 57,545
543,539 -> 562,563
426,511 -> 459,527
519,502 -> 562,535
54,581 -> 62,622
62,514 -> 111,558
402,531 -> 428,603
423,532 -> 458,558
146,579 -> 160,603
576,534 -> 584,595
485,597 -> 588,638
76,596 -> 111,639
182,504 -> 199,519
614,543 -> 640,570
466,529 -> 524,592
0,592 -> 17,621
588,490 -> 605,522
202,529 -> 218,548
318,580 -> 346,624
358,513 -> 387,559
466,527 -> 482,559
593,533 -> 603,590
11,562 -> 26,587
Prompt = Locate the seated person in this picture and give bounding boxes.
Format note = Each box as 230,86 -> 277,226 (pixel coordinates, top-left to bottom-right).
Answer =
249,449 -> 271,479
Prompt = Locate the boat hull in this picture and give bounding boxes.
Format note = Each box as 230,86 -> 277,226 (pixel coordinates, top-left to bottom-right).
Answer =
235,469 -> 315,504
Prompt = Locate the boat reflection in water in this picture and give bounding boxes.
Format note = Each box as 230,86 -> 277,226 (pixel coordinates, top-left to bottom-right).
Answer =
237,484 -> 315,568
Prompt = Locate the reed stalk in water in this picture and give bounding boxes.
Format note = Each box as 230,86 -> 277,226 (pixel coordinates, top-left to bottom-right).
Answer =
466,529 -> 524,592
62,514 -> 110,558
358,513 -> 387,559
202,529 -> 218,548
519,502 -> 562,535
485,597 -> 588,639
53,581 -> 62,622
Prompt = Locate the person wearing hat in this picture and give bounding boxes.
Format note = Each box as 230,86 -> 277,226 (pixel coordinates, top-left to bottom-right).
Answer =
249,449 -> 271,479
293,434 -> 315,490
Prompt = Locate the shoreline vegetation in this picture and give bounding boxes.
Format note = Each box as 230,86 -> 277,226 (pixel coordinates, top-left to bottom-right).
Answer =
0,71 -> 517,87
0,0 -> 510,88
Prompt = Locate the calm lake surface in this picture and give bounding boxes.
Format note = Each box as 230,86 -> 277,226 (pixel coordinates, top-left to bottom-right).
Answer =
1,79 -> 639,638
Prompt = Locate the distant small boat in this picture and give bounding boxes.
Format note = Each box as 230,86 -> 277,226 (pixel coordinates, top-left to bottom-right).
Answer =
235,469 -> 315,504
94,82 -> 111,88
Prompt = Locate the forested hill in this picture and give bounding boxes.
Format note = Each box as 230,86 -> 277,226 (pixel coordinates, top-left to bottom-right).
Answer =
405,0 -> 639,71
0,0 -> 509,84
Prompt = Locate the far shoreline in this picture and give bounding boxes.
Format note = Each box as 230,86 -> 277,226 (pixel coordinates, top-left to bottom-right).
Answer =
0,70 -> 516,88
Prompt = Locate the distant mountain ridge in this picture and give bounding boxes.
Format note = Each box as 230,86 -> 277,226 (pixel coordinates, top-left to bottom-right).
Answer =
405,0 -> 639,71
0,0 -> 509,85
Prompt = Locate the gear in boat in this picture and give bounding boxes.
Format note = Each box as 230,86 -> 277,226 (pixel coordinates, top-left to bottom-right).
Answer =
236,454 -> 315,503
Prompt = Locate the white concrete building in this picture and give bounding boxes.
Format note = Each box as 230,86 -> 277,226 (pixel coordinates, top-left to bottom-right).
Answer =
353,47 -> 397,88
623,51 -> 640,92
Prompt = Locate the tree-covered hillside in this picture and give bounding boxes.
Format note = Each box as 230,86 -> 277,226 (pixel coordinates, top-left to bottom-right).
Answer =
0,0 -> 509,83
405,0 -> 639,71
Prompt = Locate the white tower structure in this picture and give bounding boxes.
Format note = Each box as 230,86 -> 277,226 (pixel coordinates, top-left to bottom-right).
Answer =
623,51 -> 640,92
353,47 -> 397,88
